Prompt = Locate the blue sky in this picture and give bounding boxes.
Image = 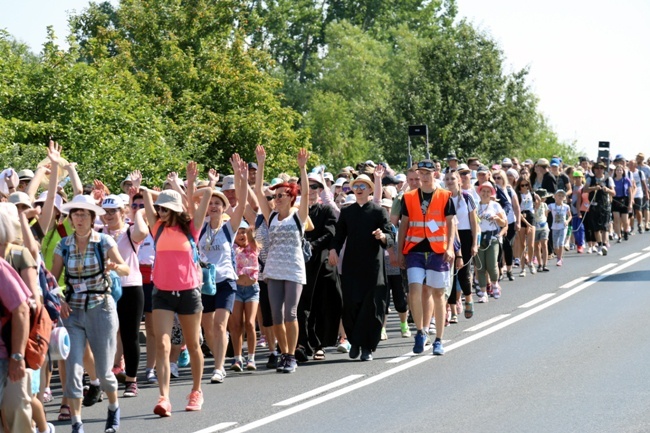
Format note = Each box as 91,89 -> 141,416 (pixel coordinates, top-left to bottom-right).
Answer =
1,0 -> 649,160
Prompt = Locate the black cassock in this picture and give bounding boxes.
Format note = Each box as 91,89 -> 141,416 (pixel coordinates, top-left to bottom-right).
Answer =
331,201 -> 395,352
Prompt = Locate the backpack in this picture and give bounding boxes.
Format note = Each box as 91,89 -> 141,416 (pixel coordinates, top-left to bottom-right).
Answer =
37,261 -> 62,322
269,211 -> 312,262
1,300 -> 53,370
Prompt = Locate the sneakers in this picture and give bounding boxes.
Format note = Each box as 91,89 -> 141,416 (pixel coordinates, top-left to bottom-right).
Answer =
276,354 -> 288,372
231,358 -> 243,372
492,283 -> 501,299
210,369 -> 226,383
257,335 -> 267,348
71,422 -> 85,433
413,330 -> 426,354
519,268 -> 526,277
246,358 -> 257,371
154,396 -> 172,417
477,294 -> 488,303
123,381 -> 138,398
104,406 -> 120,433
506,271 -> 514,281
513,258 -> 520,267
266,353 -> 278,369
185,390 -> 203,411
36,422 -> 56,433
360,348 -> 373,361
400,323 -> 412,338
42,387 -> 53,403
283,355 -> 297,373
337,339 -> 351,353
529,264 -> 536,274
146,368 -> 158,384
542,266 -> 550,272
556,259 -> 563,267
178,348 -> 190,368
476,289 -> 485,298
577,245 -> 584,253
486,283 -> 493,297
112,367 -> 126,384
349,346 -> 360,359
601,245 -> 608,256
82,384 -> 103,407
170,362 -> 180,379
380,328 -> 388,341
432,339 -> 445,356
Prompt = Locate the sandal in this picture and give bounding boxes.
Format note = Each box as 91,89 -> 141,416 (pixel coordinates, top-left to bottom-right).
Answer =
313,349 -> 325,361
449,314 -> 458,324
58,404 -> 71,422
464,302 -> 474,319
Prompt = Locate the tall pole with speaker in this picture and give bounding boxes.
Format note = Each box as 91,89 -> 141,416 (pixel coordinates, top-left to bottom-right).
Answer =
597,141 -> 610,165
408,124 -> 429,168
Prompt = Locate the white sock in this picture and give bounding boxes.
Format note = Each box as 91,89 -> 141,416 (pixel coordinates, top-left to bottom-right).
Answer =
72,415 -> 82,425
108,401 -> 119,411
90,379 -> 100,386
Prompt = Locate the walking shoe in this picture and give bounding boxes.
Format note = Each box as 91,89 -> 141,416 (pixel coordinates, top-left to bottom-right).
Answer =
40,422 -> 55,433
170,362 -> 180,379
276,354 -> 288,372
360,348 -> 373,361
400,323 -> 412,338
231,358 -> 243,372
178,348 -> 190,368
153,396 -> 172,417
537,265 -> 543,272
42,387 -> 53,403
104,406 -> 120,433
71,422 -> 85,433
210,369 -> 226,383
146,368 -> 158,384
542,266 -> 550,272
380,328 -> 388,341
432,339 -> 445,356
413,331 -> 426,354
294,346 -> 309,363
266,353 -> 278,369
492,283 -> 501,299
529,264 -> 536,274
486,283 -> 493,297
283,355 -> 297,373
513,258 -> 520,267
639,226 -> 643,234
185,390 -> 204,411
577,245 -> 584,253
112,367 -> 126,384
597,246 -> 603,256
425,335 -> 432,346
337,339 -> 351,353
519,268 -> 526,277
349,345 -> 360,359
257,335 -> 267,348
82,384 -> 103,407
601,245 -> 608,256
556,259 -> 563,267
246,358 -> 257,371
477,294 -> 489,303
123,381 -> 138,398
507,271 -> 514,281
624,232 -> 629,241
449,314 -> 458,324
476,289 -> 485,298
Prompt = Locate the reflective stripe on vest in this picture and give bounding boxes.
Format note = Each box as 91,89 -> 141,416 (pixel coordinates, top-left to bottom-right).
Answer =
402,188 -> 451,255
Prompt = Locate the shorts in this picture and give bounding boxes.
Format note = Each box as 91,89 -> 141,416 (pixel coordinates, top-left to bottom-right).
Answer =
535,228 -> 549,242
235,282 -> 260,303
405,252 -> 450,289
612,196 -> 630,214
552,228 -> 567,249
143,282 -> 154,313
152,287 -> 202,315
633,197 -> 644,212
201,280 -> 237,313
522,210 -> 534,226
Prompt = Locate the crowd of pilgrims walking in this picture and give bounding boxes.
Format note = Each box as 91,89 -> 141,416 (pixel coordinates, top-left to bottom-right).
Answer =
0,140 -> 649,433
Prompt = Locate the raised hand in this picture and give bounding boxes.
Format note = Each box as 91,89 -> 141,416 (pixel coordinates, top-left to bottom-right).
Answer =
255,145 -> 266,164
374,164 -> 385,179
208,168 -> 219,184
130,170 -> 142,190
186,161 -> 198,183
47,140 -> 62,165
297,148 -> 309,168
230,153 -> 242,173
167,172 -> 178,186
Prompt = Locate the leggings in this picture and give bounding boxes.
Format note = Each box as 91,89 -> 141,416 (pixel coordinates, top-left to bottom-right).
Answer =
267,279 -> 303,325
449,229 -> 474,304
475,238 -> 500,288
386,274 -> 408,314
502,222 -> 516,266
117,285 -> 145,378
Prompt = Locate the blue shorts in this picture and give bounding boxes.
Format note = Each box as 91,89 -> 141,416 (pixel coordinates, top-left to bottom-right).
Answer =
235,283 -> 260,303
202,279 -> 237,314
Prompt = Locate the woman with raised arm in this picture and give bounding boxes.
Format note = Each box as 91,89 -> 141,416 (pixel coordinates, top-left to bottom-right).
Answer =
140,161 -> 212,417
253,146 -> 309,374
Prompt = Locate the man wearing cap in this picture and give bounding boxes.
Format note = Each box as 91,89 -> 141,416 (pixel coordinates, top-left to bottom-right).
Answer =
329,174 -> 394,362
397,159 -> 456,356
443,152 -> 459,174
247,162 -> 258,187
635,153 -> 650,230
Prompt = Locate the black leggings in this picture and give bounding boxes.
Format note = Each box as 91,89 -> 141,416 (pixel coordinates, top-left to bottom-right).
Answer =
449,229 -> 473,304
117,285 -> 144,378
386,274 -> 408,314
502,222 -> 516,266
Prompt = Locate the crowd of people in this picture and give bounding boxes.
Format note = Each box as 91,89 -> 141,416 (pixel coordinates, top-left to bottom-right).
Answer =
0,141 -> 649,433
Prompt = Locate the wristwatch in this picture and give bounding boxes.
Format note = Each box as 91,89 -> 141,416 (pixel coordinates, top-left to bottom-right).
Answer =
10,353 -> 24,362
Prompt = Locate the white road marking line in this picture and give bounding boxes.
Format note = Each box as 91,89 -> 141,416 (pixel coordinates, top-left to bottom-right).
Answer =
560,276 -> 589,289
621,252 -> 641,260
273,375 -> 364,406
519,293 -> 555,308
193,422 -> 238,433
198,252 -> 650,433
592,263 -> 617,274
386,340 -> 450,364
464,314 -> 510,332
644,246 -> 650,252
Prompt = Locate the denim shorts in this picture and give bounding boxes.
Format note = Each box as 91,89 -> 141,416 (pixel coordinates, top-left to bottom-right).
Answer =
201,280 -> 237,314
152,287 -> 202,315
235,283 -> 260,303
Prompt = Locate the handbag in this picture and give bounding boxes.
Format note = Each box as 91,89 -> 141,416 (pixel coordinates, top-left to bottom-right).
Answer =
201,263 -> 217,296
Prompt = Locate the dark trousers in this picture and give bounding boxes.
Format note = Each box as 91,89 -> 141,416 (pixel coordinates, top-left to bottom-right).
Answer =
117,285 -> 144,378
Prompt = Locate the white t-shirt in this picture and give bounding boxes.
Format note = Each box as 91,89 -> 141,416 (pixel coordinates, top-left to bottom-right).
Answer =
548,203 -> 570,230
451,192 -> 477,231
519,192 -> 534,212
631,169 -> 645,199
138,233 -> 155,266
477,201 -> 503,232
198,220 -> 237,283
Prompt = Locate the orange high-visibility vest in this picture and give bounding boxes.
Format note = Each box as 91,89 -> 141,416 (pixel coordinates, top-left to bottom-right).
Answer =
402,188 -> 451,255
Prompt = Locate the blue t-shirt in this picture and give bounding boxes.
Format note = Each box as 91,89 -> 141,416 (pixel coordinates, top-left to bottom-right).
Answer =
614,177 -> 631,197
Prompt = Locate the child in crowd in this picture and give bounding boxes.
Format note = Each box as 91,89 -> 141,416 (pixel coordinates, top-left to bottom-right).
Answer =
548,190 -> 571,266
533,189 -> 550,272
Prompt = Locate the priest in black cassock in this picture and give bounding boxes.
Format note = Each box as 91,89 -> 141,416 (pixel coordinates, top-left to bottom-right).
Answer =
329,174 -> 395,361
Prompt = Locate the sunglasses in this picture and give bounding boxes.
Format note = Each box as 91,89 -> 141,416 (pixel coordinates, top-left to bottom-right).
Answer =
154,205 -> 170,214
273,193 -> 289,200
309,184 -> 321,190
417,161 -> 435,169
352,183 -> 368,191
342,186 -> 351,192
104,209 -> 119,215
265,195 -> 274,201
493,176 -> 502,180
131,203 -> 145,210
520,184 -> 530,188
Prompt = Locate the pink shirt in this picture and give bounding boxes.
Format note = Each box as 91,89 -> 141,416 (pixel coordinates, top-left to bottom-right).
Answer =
0,259 -> 31,359
235,244 -> 259,281
152,221 -> 200,291
106,225 -> 143,287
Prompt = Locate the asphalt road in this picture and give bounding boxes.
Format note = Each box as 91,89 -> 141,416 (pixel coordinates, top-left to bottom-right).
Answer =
45,233 -> 650,433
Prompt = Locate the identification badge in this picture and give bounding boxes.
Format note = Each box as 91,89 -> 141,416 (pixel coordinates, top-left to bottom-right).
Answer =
199,252 -> 209,263
426,219 -> 439,232
73,282 -> 88,293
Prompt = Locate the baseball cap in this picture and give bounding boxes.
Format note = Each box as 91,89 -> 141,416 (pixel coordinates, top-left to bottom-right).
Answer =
550,158 -> 560,167
501,157 -> 512,166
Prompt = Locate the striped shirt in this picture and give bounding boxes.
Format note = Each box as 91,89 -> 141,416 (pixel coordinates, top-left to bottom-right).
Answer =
54,231 -> 116,310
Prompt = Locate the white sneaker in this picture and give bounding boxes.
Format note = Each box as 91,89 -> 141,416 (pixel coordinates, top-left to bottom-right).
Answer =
170,362 -> 179,378
601,245 -> 608,256
529,264 -> 536,275
519,269 -> 526,277
401,327 -> 412,338
597,246 -> 603,256
210,369 -> 226,383
34,423 -> 55,433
